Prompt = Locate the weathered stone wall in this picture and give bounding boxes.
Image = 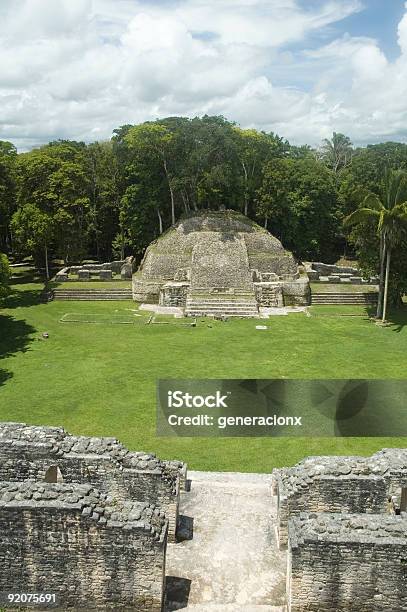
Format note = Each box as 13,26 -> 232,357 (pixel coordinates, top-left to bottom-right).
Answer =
0,423 -> 184,541
254,283 -> 284,307
281,279 -> 311,306
288,513 -> 407,612
159,282 -> 189,307
272,453 -> 404,547
0,482 -> 167,611
277,474 -> 387,546
191,234 -> 253,289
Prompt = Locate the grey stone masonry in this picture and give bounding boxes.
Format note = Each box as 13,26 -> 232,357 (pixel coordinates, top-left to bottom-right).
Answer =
0,481 -> 167,611
272,449 -> 407,547
99,269 -> 112,280
305,261 -> 379,285
133,210 -> 310,315
0,422 -> 186,541
78,269 -> 90,280
288,512 -> 407,612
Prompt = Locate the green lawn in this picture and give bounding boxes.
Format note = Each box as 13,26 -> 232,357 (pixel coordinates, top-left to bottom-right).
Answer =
1,268 -> 407,472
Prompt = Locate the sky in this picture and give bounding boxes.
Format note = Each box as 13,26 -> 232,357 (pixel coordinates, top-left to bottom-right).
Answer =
1,0 -> 407,150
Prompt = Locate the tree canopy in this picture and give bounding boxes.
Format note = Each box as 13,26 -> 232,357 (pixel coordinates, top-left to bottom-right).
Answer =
2,116 -> 407,306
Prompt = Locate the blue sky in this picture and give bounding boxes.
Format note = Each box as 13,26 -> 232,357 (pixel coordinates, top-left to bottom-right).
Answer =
335,0 -> 405,59
1,0 -> 407,150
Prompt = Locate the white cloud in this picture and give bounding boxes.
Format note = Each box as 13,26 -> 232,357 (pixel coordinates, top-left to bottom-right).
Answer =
1,0 -> 407,149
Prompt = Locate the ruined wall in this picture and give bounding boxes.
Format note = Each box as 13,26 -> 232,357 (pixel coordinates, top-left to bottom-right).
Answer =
277,474 -> 387,546
191,234 -> 253,289
0,482 -> 167,611
0,423 -> 184,541
288,513 -> 407,612
281,279 -> 311,306
273,455 -> 392,547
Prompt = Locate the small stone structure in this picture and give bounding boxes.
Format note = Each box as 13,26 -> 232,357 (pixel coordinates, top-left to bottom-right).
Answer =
133,210 -> 310,317
305,262 -> 379,285
0,482 -> 167,611
288,513 -> 407,612
55,256 -> 135,282
272,449 -> 407,547
273,449 -> 407,611
0,422 -> 186,541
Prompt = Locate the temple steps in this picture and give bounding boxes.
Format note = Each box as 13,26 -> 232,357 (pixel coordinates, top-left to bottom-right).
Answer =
53,289 -> 133,301
185,295 -> 259,317
311,292 -> 378,305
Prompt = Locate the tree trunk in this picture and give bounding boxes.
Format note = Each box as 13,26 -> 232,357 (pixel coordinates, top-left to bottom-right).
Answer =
45,244 -> 49,280
382,246 -> 391,323
157,208 -> 163,234
242,162 -> 249,216
264,215 -> 268,229
376,232 -> 386,319
163,158 -> 175,225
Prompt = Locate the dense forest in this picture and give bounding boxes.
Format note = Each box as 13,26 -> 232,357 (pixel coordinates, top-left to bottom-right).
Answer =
1,115 -> 407,304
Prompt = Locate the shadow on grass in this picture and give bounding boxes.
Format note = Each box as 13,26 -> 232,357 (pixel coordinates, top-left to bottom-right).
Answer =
387,306 -> 407,333
365,305 -> 407,333
0,315 -> 36,389
2,289 -> 46,309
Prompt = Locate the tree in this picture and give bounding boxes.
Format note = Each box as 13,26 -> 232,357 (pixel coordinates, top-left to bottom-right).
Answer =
344,170 -> 407,320
0,141 -> 17,254
233,128 -> 281,216
0,252 -> 10,297
125,122 -> 178,225
320,132 -> 354,174
15,142 -> 91,264
86,141 -> 121,261
256,157 -> 340,261
11,204 -> 54,279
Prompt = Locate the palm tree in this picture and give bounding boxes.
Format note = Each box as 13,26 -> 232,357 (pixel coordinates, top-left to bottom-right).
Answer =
321,132 -> 354,174
344,169 -> 407,321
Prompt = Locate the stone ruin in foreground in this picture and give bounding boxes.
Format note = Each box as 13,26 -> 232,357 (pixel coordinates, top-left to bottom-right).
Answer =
0,422 -> 187,611
1,421 -> 406,611
132,210 -> 310,317
272,448 -> 407,611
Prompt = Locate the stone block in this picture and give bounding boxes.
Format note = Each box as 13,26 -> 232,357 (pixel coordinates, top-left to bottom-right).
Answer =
78,270 -> 90,280
350,276 -> 362,284
307,270 -> 319,281
100,270 -> 113,281
55,273 -> 68,282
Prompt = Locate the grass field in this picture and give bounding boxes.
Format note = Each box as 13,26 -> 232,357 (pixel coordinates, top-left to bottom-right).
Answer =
1,267 -> 407,472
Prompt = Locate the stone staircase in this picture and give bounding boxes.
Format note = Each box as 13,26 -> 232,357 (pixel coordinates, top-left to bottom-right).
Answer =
185,290 -> 259,318
53,288 -> 133,301
311,291 -> 378,305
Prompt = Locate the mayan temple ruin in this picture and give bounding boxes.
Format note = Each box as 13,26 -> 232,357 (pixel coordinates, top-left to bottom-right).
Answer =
132,210 -> 310,317
1,421 -> 406,611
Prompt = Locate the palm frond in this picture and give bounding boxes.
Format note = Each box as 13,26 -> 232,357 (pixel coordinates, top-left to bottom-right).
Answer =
362,193 -> 383,211
343,208 -> 380,227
